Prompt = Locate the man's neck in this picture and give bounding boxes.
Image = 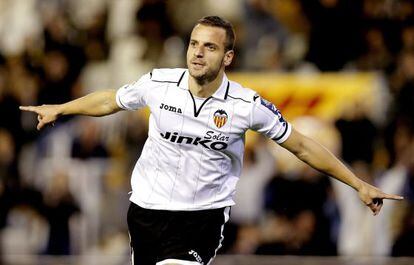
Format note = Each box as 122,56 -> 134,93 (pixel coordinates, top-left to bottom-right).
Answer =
188,71 -> 224,98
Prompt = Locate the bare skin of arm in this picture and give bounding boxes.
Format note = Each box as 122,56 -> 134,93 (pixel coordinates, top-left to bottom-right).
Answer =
280,128 -> 403,215
20,89 -> 121,130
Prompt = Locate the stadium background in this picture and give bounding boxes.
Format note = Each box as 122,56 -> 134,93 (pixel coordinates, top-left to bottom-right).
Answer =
0,0 -> 414,264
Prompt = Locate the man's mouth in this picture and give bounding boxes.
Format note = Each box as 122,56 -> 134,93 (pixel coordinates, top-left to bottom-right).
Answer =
191,61 -> 205,68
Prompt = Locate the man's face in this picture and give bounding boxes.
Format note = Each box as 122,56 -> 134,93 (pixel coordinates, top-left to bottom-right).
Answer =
187,24 -> 233,85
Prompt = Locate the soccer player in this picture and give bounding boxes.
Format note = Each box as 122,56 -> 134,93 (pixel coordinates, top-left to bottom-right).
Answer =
20,16 -> 403,265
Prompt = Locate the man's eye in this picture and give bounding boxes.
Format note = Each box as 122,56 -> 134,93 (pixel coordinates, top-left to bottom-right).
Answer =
207,46 -> 215,51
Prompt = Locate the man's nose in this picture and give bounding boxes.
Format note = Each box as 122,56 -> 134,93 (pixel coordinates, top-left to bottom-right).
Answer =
194,47 -> 204,57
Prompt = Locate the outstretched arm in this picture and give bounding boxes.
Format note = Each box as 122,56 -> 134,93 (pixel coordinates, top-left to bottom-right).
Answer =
20,89 -> 121,130
280,128 -> 403,215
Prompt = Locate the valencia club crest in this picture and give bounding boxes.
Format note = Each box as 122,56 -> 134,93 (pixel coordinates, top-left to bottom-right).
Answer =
213,109 -> 228,128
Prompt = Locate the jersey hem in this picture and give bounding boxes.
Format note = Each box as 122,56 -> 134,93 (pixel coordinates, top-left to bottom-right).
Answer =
156,259 -> 201,265
129,193 -> 235,211
115,88 -> 129,110
274,122 -> 292,144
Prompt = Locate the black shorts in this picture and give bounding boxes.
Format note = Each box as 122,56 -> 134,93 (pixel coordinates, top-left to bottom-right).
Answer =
127,202 -> 230,265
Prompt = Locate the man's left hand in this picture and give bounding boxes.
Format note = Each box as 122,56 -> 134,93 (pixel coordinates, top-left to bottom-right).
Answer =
358,183 -> 404,215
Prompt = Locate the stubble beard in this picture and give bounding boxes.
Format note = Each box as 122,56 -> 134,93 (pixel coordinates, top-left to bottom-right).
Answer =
189,60 -> 224,86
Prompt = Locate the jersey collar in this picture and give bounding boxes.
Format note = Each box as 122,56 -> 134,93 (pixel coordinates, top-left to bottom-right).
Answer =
178,69 -> 230,101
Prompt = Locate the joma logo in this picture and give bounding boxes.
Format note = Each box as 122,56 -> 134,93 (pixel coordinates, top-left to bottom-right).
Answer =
160,103 -> 182,114
188,250 -> 204,264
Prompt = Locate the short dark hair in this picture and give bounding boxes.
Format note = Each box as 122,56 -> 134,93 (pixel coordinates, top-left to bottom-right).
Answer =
197,16 -> 235,51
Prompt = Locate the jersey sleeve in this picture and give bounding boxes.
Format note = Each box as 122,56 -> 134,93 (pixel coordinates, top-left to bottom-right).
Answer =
250,94 -> 292,144
115,72 -> 152,110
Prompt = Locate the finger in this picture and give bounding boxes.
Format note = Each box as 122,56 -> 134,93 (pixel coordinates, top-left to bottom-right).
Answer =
369,203 -> 379,215
366,200 -> 377,214
367,203 -> 376,214
19,106 -> 38,113
381,193 -> 404,200
372,199 -> 383,216
375,203 -> 383,216
37,121 -> 45,130
37,115 -> 42,122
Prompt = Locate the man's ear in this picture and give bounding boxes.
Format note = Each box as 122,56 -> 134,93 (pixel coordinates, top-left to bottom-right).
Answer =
223,50 -> 234,67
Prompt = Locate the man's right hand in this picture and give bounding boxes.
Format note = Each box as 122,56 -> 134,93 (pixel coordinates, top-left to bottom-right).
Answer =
20,105 -> 61,130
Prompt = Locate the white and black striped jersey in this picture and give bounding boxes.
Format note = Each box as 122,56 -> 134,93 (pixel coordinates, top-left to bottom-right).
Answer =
116,68 -> 291,211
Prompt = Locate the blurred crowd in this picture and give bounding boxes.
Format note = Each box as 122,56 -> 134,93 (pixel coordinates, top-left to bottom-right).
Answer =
0,0 -> 414,260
